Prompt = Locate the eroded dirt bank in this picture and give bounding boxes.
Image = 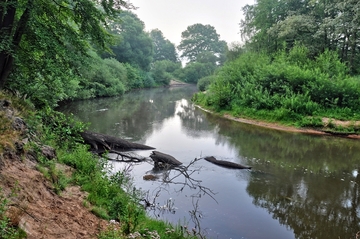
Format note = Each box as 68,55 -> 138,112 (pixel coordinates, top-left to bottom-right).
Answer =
1,158 -> 108,239
0,99 -> 108,239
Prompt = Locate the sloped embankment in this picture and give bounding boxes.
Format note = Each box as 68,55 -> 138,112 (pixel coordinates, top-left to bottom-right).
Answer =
0,98 -> 108,239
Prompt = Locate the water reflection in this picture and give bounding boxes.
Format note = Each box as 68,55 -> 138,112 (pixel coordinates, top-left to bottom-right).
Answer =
59,85 -> 360,239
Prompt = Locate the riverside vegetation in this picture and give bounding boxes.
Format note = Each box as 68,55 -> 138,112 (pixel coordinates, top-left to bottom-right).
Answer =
0,92 -> 198,239
193,45 -> 360,135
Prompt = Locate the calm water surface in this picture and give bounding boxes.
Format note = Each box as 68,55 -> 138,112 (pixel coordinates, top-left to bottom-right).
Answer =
59,86 -> 360,239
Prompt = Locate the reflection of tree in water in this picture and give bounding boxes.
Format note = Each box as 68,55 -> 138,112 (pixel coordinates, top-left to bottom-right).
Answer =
203,111 -> 360,173
58,86 -> 198,141
198,108 -> 360,238
175,100 -> 219,138
247,166 -> 360,238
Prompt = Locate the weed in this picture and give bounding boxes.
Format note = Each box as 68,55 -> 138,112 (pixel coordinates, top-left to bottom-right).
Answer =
0,187 -> 26,239
91,206 -> 110,220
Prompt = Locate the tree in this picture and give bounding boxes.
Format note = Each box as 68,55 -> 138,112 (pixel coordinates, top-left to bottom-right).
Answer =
0,0 -> 131,90
240,0 -> 360,73
106,11 -> 153,71
150,29 -> 179,63
177,23 -> 227,64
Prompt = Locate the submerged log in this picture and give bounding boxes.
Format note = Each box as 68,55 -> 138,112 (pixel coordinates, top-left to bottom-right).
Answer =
80,130 -> 155,152
150,151 -> 182,166
204,156 -> 252,170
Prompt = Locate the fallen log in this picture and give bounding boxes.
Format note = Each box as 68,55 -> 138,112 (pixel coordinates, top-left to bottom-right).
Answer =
204,156 -> 252,170
80,130 -> 155,152
150,151 -> 182,166
105,150 -> 148,162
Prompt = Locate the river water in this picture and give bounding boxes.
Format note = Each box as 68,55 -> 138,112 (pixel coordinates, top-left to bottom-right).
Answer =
59,85 -> 360,239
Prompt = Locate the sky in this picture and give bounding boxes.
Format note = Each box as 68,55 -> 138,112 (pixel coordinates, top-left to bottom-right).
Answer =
129,0 -> 255,47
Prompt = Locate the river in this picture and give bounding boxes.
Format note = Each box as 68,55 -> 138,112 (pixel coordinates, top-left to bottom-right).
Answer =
59,85 -> 360,239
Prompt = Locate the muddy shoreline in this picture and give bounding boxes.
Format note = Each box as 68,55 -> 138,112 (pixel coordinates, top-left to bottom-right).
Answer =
195,105 -> 360,140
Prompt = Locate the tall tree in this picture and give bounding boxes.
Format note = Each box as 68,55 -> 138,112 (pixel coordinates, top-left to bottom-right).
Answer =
240,0 -> 360,73
106,11 -> 153,71
240,0 -> 288,52
0,0 -> 131,89
177,23 -> 227,64
150,29 -> 179,63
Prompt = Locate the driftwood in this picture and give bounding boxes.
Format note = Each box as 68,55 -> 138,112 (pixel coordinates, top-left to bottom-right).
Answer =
80,130 -> 155,152
150,151 -> 182,166
105,150 -> 147,162
204,156 -> 252,169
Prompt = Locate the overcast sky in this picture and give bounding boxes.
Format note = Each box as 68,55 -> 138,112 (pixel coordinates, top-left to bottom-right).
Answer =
129,0 -> 255,46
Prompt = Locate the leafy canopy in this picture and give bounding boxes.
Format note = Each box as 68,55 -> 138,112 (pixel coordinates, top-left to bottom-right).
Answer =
0,0 -> 131,103
150,29 -> 179,63
177,23 -> 227,64
106,11 -> 153,71
240,0 -> 360,73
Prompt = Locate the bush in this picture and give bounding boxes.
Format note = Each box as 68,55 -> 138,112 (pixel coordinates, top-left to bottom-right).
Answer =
150,60 -> 182,86
197,75 -> 216,91
194,46 -> 360,123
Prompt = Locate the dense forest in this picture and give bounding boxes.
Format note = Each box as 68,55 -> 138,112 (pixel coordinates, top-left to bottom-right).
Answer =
0,0 -> 228,108
194,0 -> 360,132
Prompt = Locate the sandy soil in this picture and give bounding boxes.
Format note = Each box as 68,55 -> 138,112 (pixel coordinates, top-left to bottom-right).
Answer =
1,156 -> 108,239
196,105 -> 360,139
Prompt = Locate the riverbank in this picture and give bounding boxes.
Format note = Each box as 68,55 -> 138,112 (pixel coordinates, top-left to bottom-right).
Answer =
195,105 -> 360,140
0,93 -> 196,239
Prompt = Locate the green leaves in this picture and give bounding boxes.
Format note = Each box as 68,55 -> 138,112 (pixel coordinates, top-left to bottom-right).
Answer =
1,0 -> 131,106
178,23 -> 227,64
194,46 -> 360,123
150,29 -> 178,63
240,0 -> 360,74
106,11 -> 153,71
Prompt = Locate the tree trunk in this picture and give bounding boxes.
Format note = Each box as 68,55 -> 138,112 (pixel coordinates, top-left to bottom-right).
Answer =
80,130 -> 155,152
0,0 -> 32,89
0,2 -> 16,88
204,156 -> 252,169
150,151 -> 182,166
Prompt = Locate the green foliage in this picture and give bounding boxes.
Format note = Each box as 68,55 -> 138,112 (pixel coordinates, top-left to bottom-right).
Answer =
56,143 -> 145,231
194,45 -> 360,126
17,103 -> 199,239
197,75 -> 216,91
0,188 -> 26,239
106,11 -> 153,71
36,107 -> 87,146
2,0 -> 131,103
240,0 -> 360,74
78,52 -> 126,98
91,207 -> 110,220
150,60 -> 182,86
226,42 -> 246,62
124,63 -> 143,89
178,23 -> 228,64
150,29 -> 179,63
178,62 -> 215,84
